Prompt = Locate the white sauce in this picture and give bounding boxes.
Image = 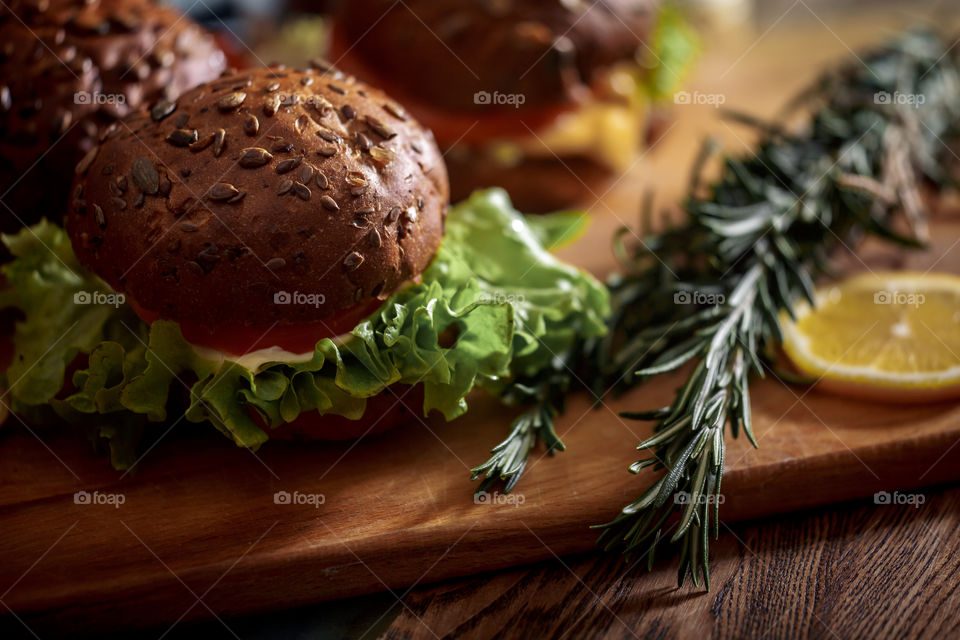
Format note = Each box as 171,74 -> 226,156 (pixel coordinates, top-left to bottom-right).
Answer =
191,333 -> 353,373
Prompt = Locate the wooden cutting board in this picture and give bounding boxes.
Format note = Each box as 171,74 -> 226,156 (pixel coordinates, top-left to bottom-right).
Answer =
2,9 -> 960,635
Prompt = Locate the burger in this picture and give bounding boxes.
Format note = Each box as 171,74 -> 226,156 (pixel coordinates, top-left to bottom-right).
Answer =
0,63 -> 609,465
330,0 -> 697,212
0,0 -> 226,232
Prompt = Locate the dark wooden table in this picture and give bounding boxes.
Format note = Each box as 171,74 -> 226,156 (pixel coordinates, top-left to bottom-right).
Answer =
381,486 -> 960,639
63,484 -> 953,639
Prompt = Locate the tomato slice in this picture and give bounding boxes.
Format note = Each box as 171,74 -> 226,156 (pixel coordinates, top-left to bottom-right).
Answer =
129,297 -> 385,356
330,24 -> 573,146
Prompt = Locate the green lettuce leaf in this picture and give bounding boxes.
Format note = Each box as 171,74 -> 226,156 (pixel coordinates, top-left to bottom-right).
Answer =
523,209 -> 590,250
1,189 -> 609,453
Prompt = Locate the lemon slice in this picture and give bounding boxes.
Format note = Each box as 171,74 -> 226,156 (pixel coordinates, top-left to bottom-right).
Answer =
780,271 -> 960,402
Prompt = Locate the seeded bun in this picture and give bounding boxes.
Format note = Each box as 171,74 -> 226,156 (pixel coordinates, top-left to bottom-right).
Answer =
0,0 -> 225,231
332,0 -> 658,114
67,64 -> 449,330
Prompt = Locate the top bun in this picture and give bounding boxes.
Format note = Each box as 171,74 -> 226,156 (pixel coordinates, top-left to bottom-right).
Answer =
333,0 -> 658,113
67,63 -> 449,330
0,0 -> 225,230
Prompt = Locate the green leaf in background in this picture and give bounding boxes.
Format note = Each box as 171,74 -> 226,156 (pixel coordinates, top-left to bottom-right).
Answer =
644,4 -> 700,103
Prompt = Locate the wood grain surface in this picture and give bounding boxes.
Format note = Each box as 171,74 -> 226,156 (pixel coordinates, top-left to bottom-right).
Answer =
4,361 -> 958,636
381,485 -> 960,640
2,5 -> 960,638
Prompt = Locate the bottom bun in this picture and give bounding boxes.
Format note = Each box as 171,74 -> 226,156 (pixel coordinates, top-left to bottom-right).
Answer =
257,384 -> 425,441
445,151 -> 616,214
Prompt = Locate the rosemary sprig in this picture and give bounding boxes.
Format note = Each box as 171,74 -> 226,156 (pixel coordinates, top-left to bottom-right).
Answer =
594,28 -> 960,587
470,346 -> 577,493
473,28 -> 960,585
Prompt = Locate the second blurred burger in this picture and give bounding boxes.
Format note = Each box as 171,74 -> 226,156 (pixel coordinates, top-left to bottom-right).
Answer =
331,0 -> 696,212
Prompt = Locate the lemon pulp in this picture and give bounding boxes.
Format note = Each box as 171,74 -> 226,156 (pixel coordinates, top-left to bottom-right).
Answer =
780,272 -> 960,398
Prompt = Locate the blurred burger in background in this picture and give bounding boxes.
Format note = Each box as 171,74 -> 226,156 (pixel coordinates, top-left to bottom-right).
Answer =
0,0 -> 225,231
330,0 -> 696,212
